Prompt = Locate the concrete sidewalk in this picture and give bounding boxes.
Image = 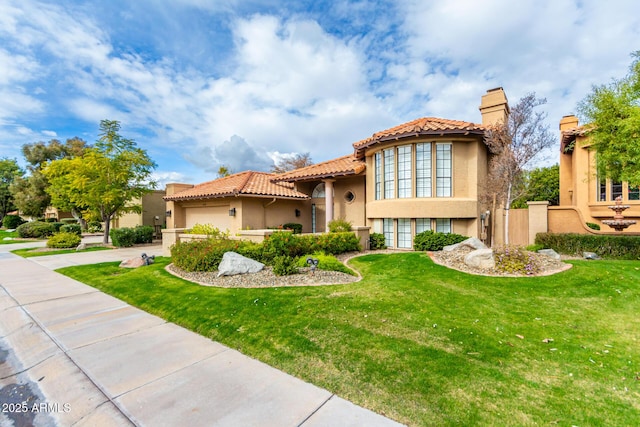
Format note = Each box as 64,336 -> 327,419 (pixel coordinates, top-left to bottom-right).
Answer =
0,244 -> 403,426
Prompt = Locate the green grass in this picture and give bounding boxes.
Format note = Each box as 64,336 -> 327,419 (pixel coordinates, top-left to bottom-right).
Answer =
11,245 -> 112,258
0,229 -> 36,244
57,253 -> 640,426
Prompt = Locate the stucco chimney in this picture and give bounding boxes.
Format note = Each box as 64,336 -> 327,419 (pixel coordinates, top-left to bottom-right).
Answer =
479,87 -> 509,126
559,114 -> 579,131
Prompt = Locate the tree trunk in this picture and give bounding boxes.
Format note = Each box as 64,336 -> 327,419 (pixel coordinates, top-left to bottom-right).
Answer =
504,183 -> 512,245
102,214 -> 111,244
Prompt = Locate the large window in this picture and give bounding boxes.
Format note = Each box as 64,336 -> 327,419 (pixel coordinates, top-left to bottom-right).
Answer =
611,181 -> 623,200
397,145 -> 412,198
436,143 -> 452,197
435,218 -> 451,233
415,218 -> 431,234
629,186 -> 640,201
416,143 -> 432,198
397,218 -> 411,248
384,149 -> 395,199
374,152 -> 382,200
383,218 -> 394,247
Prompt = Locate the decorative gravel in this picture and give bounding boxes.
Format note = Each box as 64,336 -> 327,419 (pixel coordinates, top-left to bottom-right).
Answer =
166,263 -> 361,288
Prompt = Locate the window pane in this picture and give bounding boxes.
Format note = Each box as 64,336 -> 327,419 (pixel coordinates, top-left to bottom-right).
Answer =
598,177 -> 606,202
397,218 -> 411,248
416,218 -> 431,233
435,218 -> 451,233
416,143 -> 432,197
611,181 -> 623,200
436,143 -> 451,197
629,186 -> 640,201
397,145 -> 412,198
384,149 -> 395,199
383,218 -> 394,247
374,152 -> 382,200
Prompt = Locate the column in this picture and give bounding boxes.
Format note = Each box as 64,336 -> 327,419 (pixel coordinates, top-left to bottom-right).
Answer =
324,179 -> 335,230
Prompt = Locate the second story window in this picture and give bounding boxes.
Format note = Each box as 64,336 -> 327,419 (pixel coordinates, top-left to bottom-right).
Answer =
397,145 -> 412,198
374,152 -> 382,200
384,148 -> 395,199
436,143 -> 452,197
416,143 -> 432,197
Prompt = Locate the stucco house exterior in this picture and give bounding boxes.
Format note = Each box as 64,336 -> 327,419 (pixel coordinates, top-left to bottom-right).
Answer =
164,88 -> 510,249
554,115 -> 640,233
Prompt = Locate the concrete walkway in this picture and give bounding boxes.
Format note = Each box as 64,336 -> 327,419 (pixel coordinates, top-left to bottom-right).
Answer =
0,240 -> 403,426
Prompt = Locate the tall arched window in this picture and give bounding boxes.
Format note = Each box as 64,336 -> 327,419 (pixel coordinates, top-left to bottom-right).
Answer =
312,183 -> 325,198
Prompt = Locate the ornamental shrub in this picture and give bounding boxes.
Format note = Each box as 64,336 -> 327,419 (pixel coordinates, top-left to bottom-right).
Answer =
535,232 -> 640,260
586,222 -> 601,230
44,217 -> 58,223
110,227 -> 136,247
188,223 -> 229,239
60,224 -> 82,236
493,245 -> 540,275
297,252 -> 356,275
46,232 -> 82,249
369,232 -> 386,250
60,218 -> 78,225
52,222 -> 65,232
328,217 -> 352,232
16,221 -> 56,238
88,221 -> 103,232
314,231 -> 361,254
272,255 -> 299,276
282,223 -> 303,234
171,238 -> 245,272
413,230 -> 467,251
2,214 -> 25,229
134,225 -> 154,244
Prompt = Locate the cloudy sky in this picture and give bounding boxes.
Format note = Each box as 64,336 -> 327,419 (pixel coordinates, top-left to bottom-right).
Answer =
1,0 -> 638,187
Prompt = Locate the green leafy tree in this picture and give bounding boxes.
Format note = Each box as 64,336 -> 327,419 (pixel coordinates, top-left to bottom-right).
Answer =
510,164 -> 560,208
217,165 -> 232,178
578,51 -> 640,186
44,120 -> 157,244
10,138 -> 88,217
0,158 -> 24,221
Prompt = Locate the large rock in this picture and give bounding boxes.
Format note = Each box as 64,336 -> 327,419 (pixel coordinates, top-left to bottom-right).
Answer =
464,248 -> 495,269
443,237 -> 487,252
217,252 -> 264,277
538,248 -> 560,260
119,253 -> 155,268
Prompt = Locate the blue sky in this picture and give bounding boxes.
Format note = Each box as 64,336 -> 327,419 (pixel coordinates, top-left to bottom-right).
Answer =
1,0 -> 639,187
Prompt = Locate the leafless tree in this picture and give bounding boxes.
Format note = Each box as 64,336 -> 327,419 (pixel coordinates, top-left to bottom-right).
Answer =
271,153 -> 313,173
483,93 -> 555,244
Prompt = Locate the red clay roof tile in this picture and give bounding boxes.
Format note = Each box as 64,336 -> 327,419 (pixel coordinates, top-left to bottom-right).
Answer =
164,171 -> 309,201
271,154 -> 365,182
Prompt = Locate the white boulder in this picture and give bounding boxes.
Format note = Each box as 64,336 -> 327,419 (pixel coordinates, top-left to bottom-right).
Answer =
464,248 -> 495,269
217,252 -> 264,277
443,237 -> 487,252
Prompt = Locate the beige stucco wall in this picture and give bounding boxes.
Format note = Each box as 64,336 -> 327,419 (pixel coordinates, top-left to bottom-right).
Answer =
558,116 -> 640,233
112,190 -> 166,229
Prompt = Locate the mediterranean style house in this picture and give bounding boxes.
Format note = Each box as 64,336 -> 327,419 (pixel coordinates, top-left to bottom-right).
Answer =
164,88 -> 511,249
554,115 -> 640,233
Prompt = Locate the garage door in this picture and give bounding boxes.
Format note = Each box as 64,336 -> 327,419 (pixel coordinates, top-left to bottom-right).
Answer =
185,206 -> 231,231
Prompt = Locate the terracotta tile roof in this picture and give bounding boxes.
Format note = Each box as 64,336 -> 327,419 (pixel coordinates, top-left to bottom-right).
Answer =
560,125 -> 592,153
271,154 -> 366,183
164,171 -> 309,201
352,117 -> 486,154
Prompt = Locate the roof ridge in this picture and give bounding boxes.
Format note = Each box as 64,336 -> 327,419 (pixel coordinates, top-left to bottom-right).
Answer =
236,170 -> 256,193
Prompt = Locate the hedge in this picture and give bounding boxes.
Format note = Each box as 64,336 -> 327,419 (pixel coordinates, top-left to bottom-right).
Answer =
2,214 -> 25,229
47,232 -> 82,249
535,232 -> 640,260
60,224 -> 82,236
16,221 -> 57,238
413,230 -> 468,251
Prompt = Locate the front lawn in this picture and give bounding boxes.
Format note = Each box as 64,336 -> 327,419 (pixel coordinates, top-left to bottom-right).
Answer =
0,229 -> 35,244
58,253 -> 640,426
11,246 -> 112,258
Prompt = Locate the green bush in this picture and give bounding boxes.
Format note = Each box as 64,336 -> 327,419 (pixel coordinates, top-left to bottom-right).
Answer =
328,217 -> 352,232
46,232 -> 82,249
313,232 -> 361,254
2,214 -> 25,229
16,221 -> 57,238
52,222 -> 64,232
44,217 -> 58,223
110,228 -> 136,247
413,230 -> 467,251
134,226 -> 154,244
60,224 -> 82,235
188,223 -> 229,239
493,245 -> 540,275
61,218 -> 78,224
370,232 -> 386,250
535,232 -> 640,260
272,255 -> 299,276
586,222 -> 601,230
171,239 -> 248,272
525,243 -> 544,252
282,223 -> 303,234
262,231 -> 303,261
297,252 -> 356,275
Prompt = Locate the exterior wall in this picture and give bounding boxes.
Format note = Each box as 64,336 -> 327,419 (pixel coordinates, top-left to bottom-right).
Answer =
333,175 -> 366,227
165,183 -> 194,229
363,136 -> 489,247
558,116 -> 640,233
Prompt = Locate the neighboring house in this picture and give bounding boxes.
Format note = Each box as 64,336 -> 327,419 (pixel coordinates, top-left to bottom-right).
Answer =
111,190 -> 167,232
555,115 -> 640,232
165,88 -> 510,248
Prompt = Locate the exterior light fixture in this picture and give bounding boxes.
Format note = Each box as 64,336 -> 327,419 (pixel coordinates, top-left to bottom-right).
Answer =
295,209 -> 301,217
165,210 -> 171,217
229,207 -> 236,216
